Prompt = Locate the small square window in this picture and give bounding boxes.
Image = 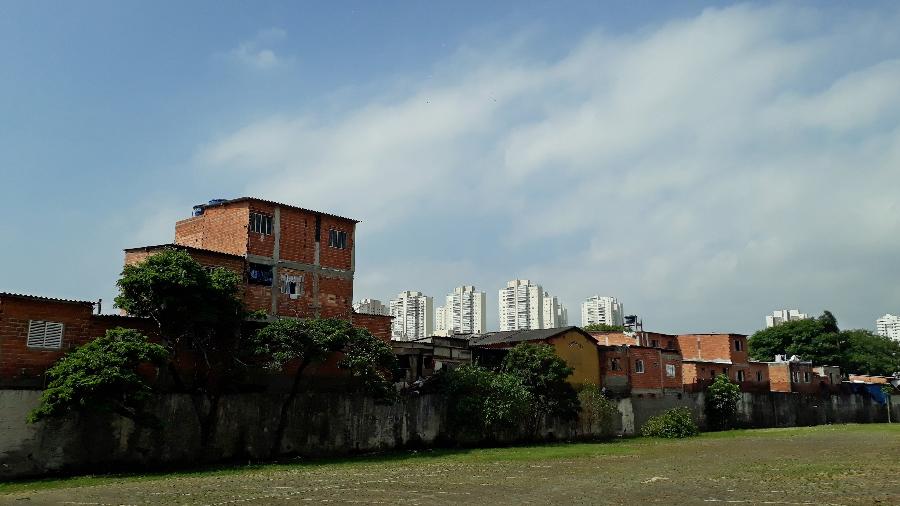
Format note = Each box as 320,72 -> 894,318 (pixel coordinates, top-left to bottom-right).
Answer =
635,359 -> 645,373
734,339 -> 743,352
736,370 -> 745,382
665,364 -> 676,377
610,358 -> 621,371
247,263 -> 273,285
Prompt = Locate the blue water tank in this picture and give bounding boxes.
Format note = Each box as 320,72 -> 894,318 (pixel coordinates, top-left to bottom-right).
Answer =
192,205 -> 204,217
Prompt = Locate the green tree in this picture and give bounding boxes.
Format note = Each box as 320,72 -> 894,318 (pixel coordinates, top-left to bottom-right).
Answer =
114,248 -> 245,449
501,343 -> 580,429
641,407 -> 698,438
582,323 -> 626,332
749,310 -> 900,375
705,374 -> 742,430
443,365 -> 532,440
28,328 -> 167,424
248,317 -> 397,456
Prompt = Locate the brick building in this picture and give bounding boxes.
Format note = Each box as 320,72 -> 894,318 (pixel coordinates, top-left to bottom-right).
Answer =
676,333 -> 771,392
596,344 -> 682,396
0,293 -> 154,387
125,198 -> 391,340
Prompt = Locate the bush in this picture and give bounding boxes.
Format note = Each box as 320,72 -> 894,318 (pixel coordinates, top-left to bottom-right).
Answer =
444,365 -> 532,440
640,407 -> 699,438
577,384 -> 618,436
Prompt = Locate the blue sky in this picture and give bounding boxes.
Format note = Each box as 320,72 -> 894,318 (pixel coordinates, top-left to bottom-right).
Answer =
2,1 -> 899,333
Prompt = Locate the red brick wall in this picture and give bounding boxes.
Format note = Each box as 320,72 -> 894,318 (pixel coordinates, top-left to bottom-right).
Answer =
247,201 -> 276,258
630,347 -> 665,392
279,208 -> 316,264
351,313 -> 392,343
0,297 -> 156,385
274,267 -> 314,318
319,216 -> 354,270
589,332 -> 637,346
175,203 -> 250,256
317,276 -> 353,318
661,351 -> 683,389
768,363 -> 791,392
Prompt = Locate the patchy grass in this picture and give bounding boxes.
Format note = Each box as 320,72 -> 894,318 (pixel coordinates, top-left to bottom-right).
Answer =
2,424 -> 898,504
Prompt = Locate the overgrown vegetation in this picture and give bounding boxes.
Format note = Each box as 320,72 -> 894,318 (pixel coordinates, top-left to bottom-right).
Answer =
113,248 -> 246,450
576,384 -> 618,436
705,374 -> 742,430
640,407 -> 699,438
582,323 -> 625,332
440,343 -> 580,441
248,317 -> 397,455
749,311 -> 900,375
28,328 -> 167,424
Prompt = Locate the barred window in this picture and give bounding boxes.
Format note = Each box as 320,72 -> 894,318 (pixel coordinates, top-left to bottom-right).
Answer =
27,320 -> 64,349
665,364 -> 676,377
635,359 -> 645,373
249,212 -> 273,235
280,274 -> 304,298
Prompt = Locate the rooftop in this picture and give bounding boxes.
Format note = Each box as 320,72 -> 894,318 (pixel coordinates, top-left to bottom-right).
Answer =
123,243 -> 244,259
468,326 -> 590,347
0,292 -> 95,306
196,197 -> 360,223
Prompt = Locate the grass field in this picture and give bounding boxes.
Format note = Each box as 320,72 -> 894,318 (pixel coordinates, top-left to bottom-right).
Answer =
2,424 -> 898,505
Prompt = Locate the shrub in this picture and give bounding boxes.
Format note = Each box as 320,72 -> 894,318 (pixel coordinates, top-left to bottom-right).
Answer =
444,365 -> 532,440
640,407 -> 699,438
577,384 -> 619,436
705,374 -> 742,430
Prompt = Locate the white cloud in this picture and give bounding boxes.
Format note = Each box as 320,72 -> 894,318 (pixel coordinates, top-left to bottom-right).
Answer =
198,4 -> 900,333
228,28 -> 290,70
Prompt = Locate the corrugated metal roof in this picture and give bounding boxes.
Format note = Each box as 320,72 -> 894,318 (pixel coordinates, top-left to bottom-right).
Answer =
123,243 -> 245,259
469,326 -> 588,346
198,197 -> 360,223
0,292 -> 95,306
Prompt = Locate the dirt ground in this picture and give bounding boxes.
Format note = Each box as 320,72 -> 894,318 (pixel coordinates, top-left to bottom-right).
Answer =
2,424 -> 898,505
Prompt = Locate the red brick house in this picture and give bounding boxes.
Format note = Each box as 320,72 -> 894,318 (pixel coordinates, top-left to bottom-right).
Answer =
0,293 -> 154,387
676,333 -> 770,392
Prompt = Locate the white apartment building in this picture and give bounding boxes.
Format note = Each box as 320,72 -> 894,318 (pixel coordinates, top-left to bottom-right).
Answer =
876,314 -> 900,342
765,309 -> 809,328
499,279 -> 544,331
389,291 -> 433,341
543,292 -> 568,328
435,285 -> 486,336
352,298 -> 390,316
581,296 -> 624,327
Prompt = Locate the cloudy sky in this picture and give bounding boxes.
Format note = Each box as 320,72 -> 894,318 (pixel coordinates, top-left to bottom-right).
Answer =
2,1 -> 899,334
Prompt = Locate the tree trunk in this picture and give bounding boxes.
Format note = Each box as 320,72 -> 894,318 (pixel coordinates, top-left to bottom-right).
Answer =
270,363 -> 307,458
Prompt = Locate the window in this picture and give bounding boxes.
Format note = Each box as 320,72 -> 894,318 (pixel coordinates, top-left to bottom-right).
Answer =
280,274 -> 304,298
803,371 -> 810,383
249,212 -> 273,235
665,364 -> 676,378
736,370 -> 745,382
710,370 -> 716,379
734,339 -> 743,351
635,359 -> 645,373
610,358 -> 621,371
650,339 -> 659,348
756,371 -> 763,382
667,339 -> 674,349
328,229 -> 347,249
247,263 -> 273,285
27,320 -> 64,349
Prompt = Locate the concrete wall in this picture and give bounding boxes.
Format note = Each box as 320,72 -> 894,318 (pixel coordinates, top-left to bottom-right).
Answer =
2,389 -> 896,480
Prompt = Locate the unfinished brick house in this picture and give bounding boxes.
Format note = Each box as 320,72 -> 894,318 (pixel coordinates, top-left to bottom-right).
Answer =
124,198 -> 391,341
596,344 -> 683,397
676,333 -> 770,392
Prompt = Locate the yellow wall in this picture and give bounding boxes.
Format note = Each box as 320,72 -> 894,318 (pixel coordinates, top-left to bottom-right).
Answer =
548,330 -> 601,386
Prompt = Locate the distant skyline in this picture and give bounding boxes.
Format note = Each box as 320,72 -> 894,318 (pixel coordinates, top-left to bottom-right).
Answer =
2,2 -> 900,334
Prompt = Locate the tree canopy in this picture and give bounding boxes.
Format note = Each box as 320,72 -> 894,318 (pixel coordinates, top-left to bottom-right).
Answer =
501,343 -> 580,421
29,328 -> 167,424
749,311 -> 900,375
582,323 -> 626,332
114,248 -> 244,346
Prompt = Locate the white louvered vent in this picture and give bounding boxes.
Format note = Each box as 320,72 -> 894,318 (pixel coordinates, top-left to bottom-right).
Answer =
26,320 -> 65,349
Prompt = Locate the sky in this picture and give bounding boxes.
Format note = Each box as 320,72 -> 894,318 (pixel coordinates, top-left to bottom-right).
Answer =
2,1 -> 899,334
